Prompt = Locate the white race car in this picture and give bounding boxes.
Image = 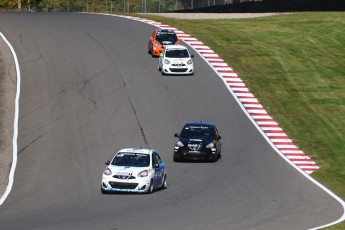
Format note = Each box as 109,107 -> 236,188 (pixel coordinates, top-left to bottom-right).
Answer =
101,148 -> 167,194
158,45 -> 194,75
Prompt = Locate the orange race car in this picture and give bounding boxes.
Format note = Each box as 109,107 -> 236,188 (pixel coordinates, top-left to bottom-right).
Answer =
148,29 -> 182,57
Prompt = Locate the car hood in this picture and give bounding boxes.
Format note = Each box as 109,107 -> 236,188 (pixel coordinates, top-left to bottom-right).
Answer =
108,165 -> 149,176
179,137 -> 213,145
165,58 -> 191,63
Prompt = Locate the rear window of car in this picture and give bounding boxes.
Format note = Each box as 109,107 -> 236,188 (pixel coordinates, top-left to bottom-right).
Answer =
112,152 -> 150,167
156,32 -> 178,43
165,49 -> 189,58
180,125 -> 214,139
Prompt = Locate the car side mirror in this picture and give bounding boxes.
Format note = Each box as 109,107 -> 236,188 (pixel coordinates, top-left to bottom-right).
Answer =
178,38 -> 182,43
105,160 -> 110,165
191,54 -> 194,58
217,135 -> 222,140
174,133 -> 179,138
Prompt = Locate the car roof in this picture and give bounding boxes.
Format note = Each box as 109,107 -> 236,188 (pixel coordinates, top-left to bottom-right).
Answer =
117,148 -> 154,155
184,122 -> 215,127
164,45 -> 188,50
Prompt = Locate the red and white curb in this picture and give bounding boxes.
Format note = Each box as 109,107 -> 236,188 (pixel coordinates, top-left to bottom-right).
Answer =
98,14 -> 319,174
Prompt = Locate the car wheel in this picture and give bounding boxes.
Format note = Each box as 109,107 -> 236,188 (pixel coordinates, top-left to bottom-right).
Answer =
161,175 -> 167,190
211,154 -> 218,162
147,180 -> 154,194
158,65 -> 161,71
173,154 -> 180,162
101,187 -> 108,194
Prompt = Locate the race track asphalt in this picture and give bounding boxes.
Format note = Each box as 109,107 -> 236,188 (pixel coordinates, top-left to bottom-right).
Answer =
0,12 -> 343,230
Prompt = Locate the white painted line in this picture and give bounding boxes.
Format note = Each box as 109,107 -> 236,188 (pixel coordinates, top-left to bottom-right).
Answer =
198,50 -> 215,53
201,53 -> 220,58
287,156 -> 311,160
211,63 -> 229,67
235,93 -> 255,97
247,109 -> 267,114
231,87 -> 250,92
229,82 -> 248,87
215,67 -> 233,71
281,150 -> 304,154
257,122 -> 279,126
271,139 -> 293,142
221,73 -> 239,77
192,45 -> 211,49
239,99 -> 260,103
243,104 -> 263,108
261,127 -> 283,131
187,41 -> 204,45
0,33 -> 20,206
276,144 -> 298,148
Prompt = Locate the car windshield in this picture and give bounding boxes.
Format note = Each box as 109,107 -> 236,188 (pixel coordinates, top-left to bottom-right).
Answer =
180,126 -> 214,139
111,152 -> 150,167
165,49 -> 189,58
156,31 -> 178,44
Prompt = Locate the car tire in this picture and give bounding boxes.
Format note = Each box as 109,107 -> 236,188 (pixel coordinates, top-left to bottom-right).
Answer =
161,175 -> 167,190
101,187 -> 108,194
173,155 -> 180,162
158,66 -> 161,71
211,154 -> 218,162
147,180 -> 154,194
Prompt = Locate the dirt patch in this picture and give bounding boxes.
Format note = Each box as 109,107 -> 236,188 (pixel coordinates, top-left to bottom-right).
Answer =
0,37 -> 16,198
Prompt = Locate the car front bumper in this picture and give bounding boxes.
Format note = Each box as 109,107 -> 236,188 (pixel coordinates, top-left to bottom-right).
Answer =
162,64 -> 194,75
101,176 -> 151,193
174,146 -> 217,161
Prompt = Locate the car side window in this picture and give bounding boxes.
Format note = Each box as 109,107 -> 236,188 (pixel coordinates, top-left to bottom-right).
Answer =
152,153 -> 158,166
153,152 -> 162,164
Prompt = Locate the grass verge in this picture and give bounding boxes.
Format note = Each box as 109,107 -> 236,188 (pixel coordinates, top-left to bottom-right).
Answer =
135,12 -> 345,229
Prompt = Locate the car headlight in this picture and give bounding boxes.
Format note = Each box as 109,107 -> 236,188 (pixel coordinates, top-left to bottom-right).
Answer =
104,168 -> 112,176
206,142 -> 215,148
187,59 -> 193,65
164,59 -> 170,65
176,141 -> 184,147
138,170 -> 148,177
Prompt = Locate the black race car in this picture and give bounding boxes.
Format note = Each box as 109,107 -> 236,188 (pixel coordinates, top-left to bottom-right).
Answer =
173,122 -> 222,162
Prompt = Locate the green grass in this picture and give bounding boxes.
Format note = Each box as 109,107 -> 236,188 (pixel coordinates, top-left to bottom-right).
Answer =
134,12 -> 345,228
